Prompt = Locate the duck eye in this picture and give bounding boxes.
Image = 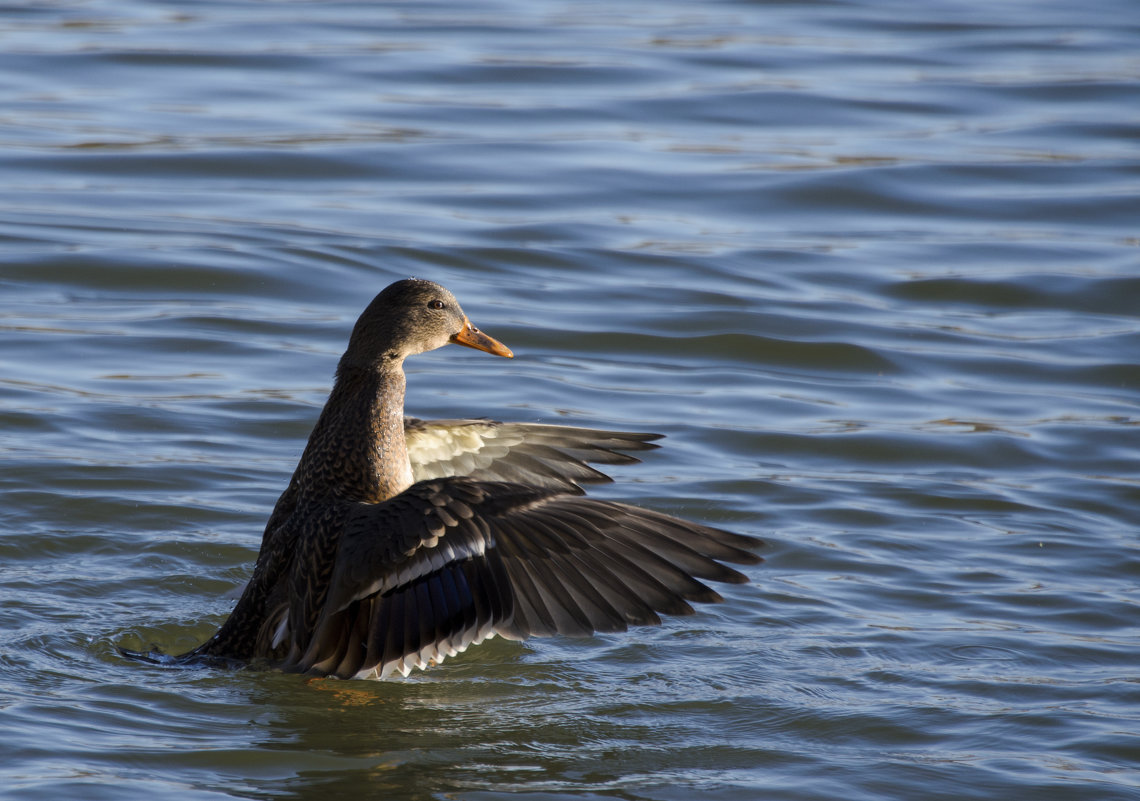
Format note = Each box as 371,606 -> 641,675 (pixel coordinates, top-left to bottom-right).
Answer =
428,299 -> 445,310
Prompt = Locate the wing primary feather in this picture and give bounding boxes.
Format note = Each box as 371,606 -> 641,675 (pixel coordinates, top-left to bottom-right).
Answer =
561,547 -> 662,627
539,549 -> 630,633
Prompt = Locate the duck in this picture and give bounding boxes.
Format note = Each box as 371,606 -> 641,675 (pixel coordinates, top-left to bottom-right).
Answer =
141,278 -> 761,679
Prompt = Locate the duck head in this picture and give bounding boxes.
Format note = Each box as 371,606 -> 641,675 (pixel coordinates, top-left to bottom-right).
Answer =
340,278 -> 513,371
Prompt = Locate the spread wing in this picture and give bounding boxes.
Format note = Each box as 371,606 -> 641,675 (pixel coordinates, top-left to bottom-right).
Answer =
405,418 -> 661,492
275,478 -> 761,679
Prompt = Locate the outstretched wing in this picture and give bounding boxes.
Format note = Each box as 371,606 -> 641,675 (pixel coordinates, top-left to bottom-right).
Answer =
277,478 -> 761,679
405,418 -> 661,492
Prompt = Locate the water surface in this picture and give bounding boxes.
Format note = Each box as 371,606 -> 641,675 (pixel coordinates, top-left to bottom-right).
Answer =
1,1 -> 1139,800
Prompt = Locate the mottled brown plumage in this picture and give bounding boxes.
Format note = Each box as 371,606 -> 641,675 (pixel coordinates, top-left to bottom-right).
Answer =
137,278 -> 761,679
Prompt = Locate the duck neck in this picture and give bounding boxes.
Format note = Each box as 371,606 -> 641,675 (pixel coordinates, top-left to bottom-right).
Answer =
298,360 -> 414,503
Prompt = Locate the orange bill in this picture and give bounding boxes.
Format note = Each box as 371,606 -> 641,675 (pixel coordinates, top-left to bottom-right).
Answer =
450,317 -> 514,358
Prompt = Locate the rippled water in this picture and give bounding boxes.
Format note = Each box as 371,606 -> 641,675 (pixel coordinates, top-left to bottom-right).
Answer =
2,1 -> 1139,799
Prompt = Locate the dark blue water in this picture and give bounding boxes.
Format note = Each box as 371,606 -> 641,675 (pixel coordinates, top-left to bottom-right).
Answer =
2,1 -> 1138,799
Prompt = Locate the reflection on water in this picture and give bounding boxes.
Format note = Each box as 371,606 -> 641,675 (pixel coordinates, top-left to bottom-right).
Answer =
2,0 -> 1139,799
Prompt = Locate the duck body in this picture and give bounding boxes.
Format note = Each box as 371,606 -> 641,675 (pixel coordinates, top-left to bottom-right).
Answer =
165,279 -> 760,679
